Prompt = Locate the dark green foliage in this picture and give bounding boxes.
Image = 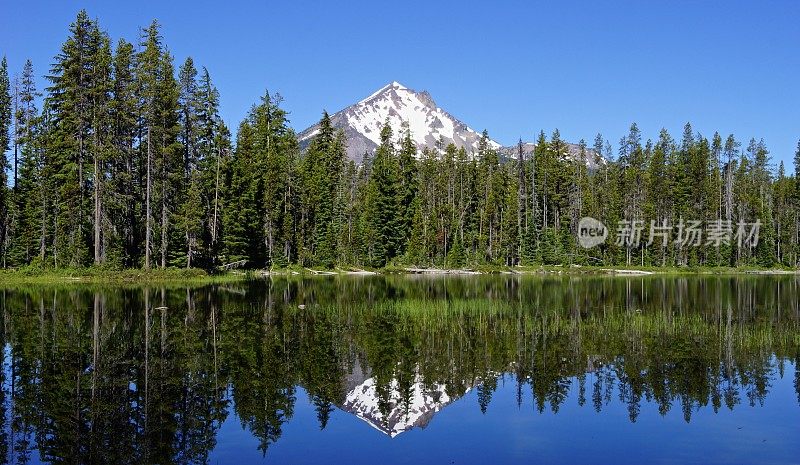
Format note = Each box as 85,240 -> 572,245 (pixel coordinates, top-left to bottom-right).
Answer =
397,122 -> 418,248
299,112 -> 345,268
223,92 -> 295,268
0,12 -> 234,271
364,123 -> 404,267
44,11 -> 112,266
446,233 -> 466,267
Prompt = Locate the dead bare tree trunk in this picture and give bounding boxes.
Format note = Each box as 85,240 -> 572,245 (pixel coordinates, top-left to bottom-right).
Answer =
40,163 -> 47,261
212,146 -> 221,246
186,231 -> 192,269
94,143 -> 101,264
145,127 -> 152,269
161,193 -> 167,268
160,132 -> 168,269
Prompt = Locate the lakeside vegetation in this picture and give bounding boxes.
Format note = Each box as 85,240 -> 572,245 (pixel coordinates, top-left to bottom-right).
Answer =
0,262 -> 799,284
0,265 -> 248,283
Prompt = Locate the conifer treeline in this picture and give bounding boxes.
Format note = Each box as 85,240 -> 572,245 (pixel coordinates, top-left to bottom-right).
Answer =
1,11 -> 799,270
0,11 -> 230,269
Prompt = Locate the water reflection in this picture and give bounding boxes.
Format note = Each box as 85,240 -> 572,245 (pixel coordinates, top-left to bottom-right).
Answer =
0,275 -> 798,463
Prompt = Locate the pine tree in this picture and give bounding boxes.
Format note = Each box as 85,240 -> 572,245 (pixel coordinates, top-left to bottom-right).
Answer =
223,91 -> 295,268
336,160 -> 361,264
711,132 -> 724,221
109,38 -> 139,266
199,71 -> 228,267
138,20 -> 162,269
689,135 -> 712,265
0,57 -> 11,266
90,26 -> 113,265
773,161 -> 794,265
207,121 -> 230,266
9,60 -> 48,268
750,139 -> 775,266
669,123 -> 695,265
301,111 -> 345,268
197,67 -> 221,162
397,122 -> 418,254
476,130 -> 504,263
516,139 -> 527,264
11,101 -> 53,267
223,120 -> 259,263
257,92 -> 298,268
446,231 -> 465,267
177,171 -> 203,267
364,122 -> 403,267
722,135 -> 739,222
0,56 -> 9,158
618,123 -> 646,265
178,57 -> 199,174
15,59 -> 39,190
645,129 -> 672,265
520,139 -> 538,265
156,50 -> 181,268
407,147 -> 440,265
500,163 -> 519,265
45,11 -> 114,266
175,57 -> 203,267
135,20 -> 181,268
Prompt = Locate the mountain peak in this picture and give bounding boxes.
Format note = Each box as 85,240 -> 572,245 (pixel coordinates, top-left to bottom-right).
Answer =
299,82 -> 500,163
358,80 -> 409,104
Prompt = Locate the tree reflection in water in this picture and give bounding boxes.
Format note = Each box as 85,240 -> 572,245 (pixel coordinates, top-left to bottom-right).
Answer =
0,275 -> 798,463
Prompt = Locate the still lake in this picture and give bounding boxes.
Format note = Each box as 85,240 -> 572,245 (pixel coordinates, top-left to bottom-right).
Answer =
0,275 -> 798,464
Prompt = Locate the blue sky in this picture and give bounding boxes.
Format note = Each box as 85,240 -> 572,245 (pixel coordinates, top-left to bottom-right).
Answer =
1,0 -> 799,165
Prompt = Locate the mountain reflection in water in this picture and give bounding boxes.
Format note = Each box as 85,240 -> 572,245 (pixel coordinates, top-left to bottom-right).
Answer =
0,275 -> 798,464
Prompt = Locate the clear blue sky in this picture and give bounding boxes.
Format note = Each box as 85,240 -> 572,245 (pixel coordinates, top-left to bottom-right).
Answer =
1,0 -> 799,165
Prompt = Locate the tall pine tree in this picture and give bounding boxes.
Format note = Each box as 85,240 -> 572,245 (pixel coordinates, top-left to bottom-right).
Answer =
364,122 -> 403,267
0,57 -> 11,265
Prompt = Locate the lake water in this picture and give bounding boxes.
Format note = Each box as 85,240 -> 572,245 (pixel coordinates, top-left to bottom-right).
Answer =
0,275 -> 798,464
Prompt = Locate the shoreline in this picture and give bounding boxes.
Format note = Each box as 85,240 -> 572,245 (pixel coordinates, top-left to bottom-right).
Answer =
1,265 -> 798,284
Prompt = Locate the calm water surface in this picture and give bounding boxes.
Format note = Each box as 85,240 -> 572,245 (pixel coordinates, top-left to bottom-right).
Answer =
0,275 -> 798,464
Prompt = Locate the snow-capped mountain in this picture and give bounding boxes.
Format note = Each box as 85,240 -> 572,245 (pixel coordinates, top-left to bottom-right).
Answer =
298,81 -> 603,168
297,81 -> 501,163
